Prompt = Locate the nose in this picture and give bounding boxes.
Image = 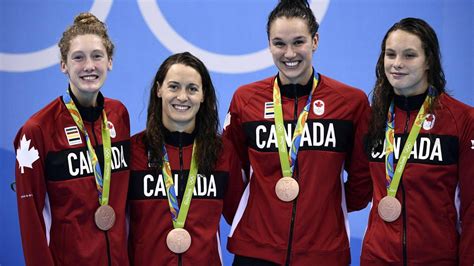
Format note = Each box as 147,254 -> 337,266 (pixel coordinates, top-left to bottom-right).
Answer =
393,56 -> 403,69
284,45 -> 296,58
83,57 -> 95,71
176,89 -> 188,101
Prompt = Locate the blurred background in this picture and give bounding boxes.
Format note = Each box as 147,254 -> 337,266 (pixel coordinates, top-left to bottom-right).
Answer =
1,0 -> 472,265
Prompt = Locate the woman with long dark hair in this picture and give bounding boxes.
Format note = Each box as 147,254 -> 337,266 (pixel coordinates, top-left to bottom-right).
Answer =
362,18 -> 474,265
128,52 -> 243,266
223,0 -> 372,265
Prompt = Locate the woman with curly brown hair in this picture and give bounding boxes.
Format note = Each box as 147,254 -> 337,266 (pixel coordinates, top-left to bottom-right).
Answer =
14,12 -> 130,265
362,18 -> 474,266
128,52 -> 243,266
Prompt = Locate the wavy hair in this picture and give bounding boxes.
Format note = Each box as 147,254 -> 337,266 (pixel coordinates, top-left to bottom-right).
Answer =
367,17 -> 446,151
144,52 -> 222,175
58,12 -> 114,63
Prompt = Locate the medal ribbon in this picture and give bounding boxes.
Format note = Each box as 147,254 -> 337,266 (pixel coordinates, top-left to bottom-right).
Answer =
63,91 -> 112,206
273,75 -> 319,177
384,88 -> 434,197
162,142 -> 198,228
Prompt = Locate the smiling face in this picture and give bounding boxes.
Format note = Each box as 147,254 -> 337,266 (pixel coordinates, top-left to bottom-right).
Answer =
269,17 -> 318,85
61,34 -> 112,106
384,30 -> 429,97
158,63 -> 204,133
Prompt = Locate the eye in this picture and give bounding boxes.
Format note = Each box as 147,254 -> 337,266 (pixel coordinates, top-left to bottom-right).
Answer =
405,53 -> 417,59
168,84 -> 179,91
385,52 -> 396,59
72,54 -> 84,61
294,40 -> 305,46
188,86 -> 200,94
93,53 -> 104,60
273,41 -> 285,48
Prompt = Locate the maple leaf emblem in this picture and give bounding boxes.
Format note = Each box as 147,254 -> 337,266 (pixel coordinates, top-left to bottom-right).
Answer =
16,134 -> 40,174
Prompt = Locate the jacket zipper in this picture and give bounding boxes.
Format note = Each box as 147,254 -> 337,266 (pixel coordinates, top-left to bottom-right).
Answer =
90,119 -> 112,266
178,133 -> 183,266
105,232 -> 112,266
401,98 -> 409,266
284,86 -> 299,266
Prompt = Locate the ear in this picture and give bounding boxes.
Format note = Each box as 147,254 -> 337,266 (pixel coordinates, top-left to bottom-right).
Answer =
312,33 -> 319,52
156,82 -> 162,98
107,58 -> 113,71
60,61 -> 68,74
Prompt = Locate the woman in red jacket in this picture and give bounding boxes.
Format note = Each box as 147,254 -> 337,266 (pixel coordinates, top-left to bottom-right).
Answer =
223,0 -> 372,265
128,52 -> 243,266
14,12 -> 130,266
362,17 -> 474,266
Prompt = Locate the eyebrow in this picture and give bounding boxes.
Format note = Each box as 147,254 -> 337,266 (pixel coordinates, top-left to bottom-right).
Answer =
385,47 -> 418,52
70,49 -> 105,55
167,80 -> 200,87
271,36 -> 306,42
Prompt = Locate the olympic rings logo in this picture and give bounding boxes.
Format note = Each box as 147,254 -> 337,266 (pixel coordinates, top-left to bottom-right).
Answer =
0,1 -> 112,73
0,0 -> 329,74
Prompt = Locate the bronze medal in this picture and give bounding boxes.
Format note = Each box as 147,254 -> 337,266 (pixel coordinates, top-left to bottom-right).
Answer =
378,196 -> 401,222
166,228 -> 192,254
275,176 -> 299,202
94,205 -> 116,231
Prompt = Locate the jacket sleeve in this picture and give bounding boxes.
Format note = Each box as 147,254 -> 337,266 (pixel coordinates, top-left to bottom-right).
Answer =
14,123 -> 55,266
222,91 -> 249,224
344,93 -> 373,212
459,107 -> 474,266
223,91 -> 250,177
222,136 -> 246,224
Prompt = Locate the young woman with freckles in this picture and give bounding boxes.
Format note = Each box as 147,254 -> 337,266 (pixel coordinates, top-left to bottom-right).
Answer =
14,12 -> 130,266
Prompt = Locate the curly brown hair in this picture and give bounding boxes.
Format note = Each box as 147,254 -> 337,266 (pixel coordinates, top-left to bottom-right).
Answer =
144,52 -> 222,176
58,12 -> 114,63
367,18 -> 446,152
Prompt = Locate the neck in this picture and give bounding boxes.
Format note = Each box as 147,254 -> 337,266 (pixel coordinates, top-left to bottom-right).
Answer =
393,81 -> 429,97
279,68 -> 313,86
70,85 -> 98,107
163,120 -> 196,134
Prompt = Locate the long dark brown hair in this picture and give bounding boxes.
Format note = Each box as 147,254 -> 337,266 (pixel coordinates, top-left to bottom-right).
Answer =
266,0 -> 319,39
144,52 -> 222,175
367,17 -> 446,151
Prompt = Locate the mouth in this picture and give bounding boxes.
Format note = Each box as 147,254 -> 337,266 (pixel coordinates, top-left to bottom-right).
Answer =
80,74 -> 99,81
283,61 -> 300,68
390,72 -> 407,79
172,104 -> 191,111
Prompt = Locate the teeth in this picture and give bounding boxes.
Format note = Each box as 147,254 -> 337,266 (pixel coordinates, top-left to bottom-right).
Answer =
82,76 -> 97,80
173,105 -> 189,110
285,61 -> 298,67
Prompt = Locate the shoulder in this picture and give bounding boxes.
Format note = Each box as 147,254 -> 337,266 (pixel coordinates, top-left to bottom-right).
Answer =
104,97 -> 130,130
104,97 -> 129,113
131,131 -> 146,149
232,76 -> 274,102
319,74 -> 368,101
20,97 -> 64,133
438,93 -> 474,125
14,97 -> 64,150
